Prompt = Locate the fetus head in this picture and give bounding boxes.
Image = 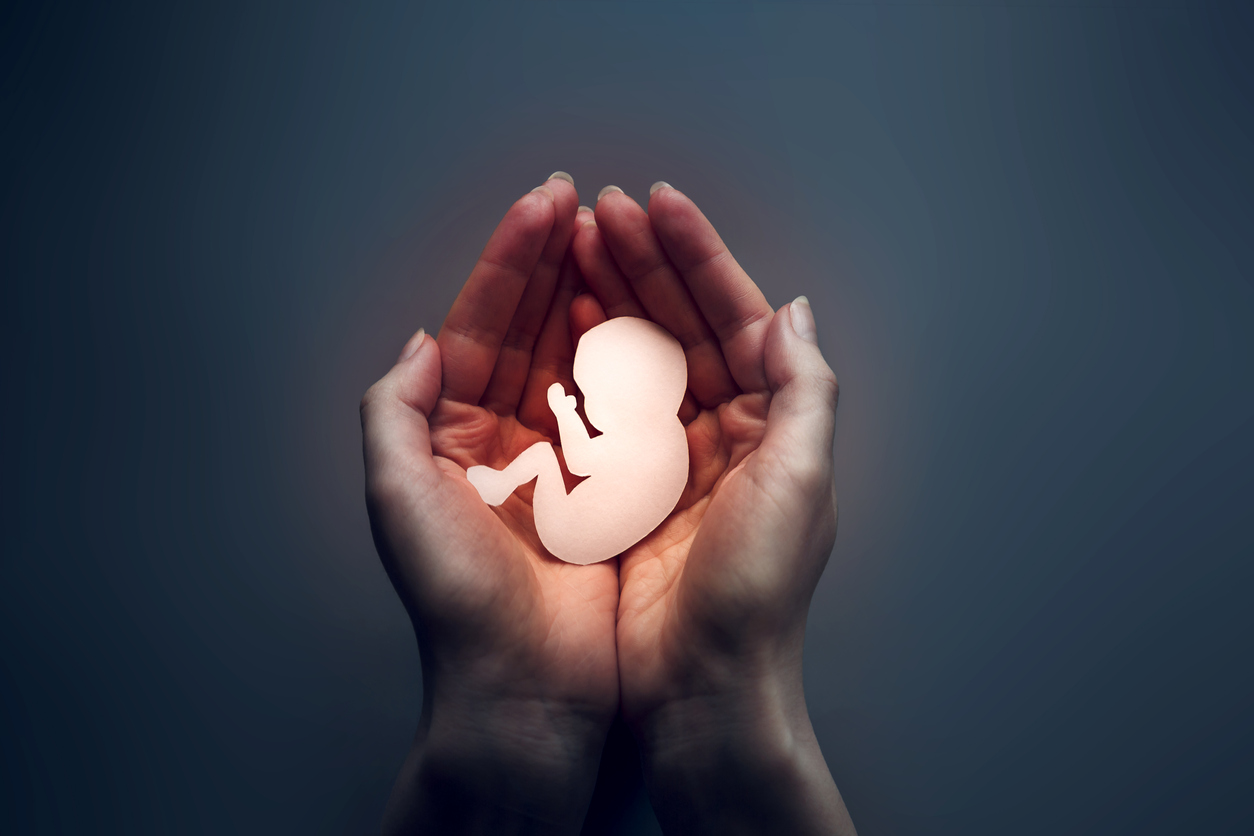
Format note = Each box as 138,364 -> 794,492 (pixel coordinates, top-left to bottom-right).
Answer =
573,317 -> 687,432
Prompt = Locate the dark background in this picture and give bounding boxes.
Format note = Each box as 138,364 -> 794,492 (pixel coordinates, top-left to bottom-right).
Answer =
4,1 -> 1252,833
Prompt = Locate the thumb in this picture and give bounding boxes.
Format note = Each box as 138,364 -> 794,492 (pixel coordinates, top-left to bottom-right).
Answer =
758,297 -> 839,491
360,328 -> 445,496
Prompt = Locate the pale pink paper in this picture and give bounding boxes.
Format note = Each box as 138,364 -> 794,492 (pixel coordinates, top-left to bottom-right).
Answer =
467,317 -> 689,565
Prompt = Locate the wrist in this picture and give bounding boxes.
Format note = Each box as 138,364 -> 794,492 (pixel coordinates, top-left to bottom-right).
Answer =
635,657 -> 809,779
384,686 -> 612,835
630,648 -> 851,835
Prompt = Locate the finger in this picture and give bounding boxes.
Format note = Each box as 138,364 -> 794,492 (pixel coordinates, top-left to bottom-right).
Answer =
361,333 -> 526,610
570,218 -> 647,319
480,174 -> 580,414
648,184 -> 773,394
681,300 -> 837,606
568,291 -> 700,425
758,298 -> 839,493
570,292 -> 607,342
436,188 -> 556,404
516,251 -> 583,437
569,227 -> 702,422
593,188 -> 739,408
361,330 -> 445,503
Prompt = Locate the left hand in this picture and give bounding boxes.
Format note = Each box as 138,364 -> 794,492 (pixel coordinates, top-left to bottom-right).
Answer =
361,176 -> 617,835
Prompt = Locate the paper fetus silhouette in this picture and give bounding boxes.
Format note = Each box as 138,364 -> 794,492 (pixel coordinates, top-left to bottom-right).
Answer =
467,317 -> 689,565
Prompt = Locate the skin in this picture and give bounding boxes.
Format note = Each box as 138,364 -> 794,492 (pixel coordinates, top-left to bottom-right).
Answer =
361,176 -> 856,834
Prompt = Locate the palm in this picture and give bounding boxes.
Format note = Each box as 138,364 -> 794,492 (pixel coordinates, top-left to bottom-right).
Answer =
569,186 -> 824,719
616,389 -> 773,707
365,179 -> 620,717
424,399 -> 619,702
365,179 -> 846,832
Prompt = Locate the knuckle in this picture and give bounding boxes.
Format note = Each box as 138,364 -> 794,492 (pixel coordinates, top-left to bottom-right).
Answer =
815,365 -> 839,395
360,380 -> 381,410
808,366 -> 839,411
359,378 -> 394,421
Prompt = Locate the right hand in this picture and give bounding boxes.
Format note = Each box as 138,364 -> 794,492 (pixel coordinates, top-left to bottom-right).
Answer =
571,183 -> 856,835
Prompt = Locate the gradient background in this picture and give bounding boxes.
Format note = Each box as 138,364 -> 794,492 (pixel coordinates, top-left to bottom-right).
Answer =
4,1 -> 1253,833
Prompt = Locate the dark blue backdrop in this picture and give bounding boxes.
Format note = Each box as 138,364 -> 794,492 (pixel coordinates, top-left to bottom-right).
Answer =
4,2 -> 1252,833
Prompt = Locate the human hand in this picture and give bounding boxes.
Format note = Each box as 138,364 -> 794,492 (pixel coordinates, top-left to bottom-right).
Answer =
361,175 -> 617,834
571,184 -> 856,834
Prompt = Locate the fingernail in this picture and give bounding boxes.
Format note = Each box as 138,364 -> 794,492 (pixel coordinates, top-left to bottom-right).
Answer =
530,185 -> 554,200
649,181 -> 672,195
577,205 -> 593,214
789,297 -> 817,345
399,327 -> 426,362
596,185 -> 623,202
547,171 -> 574,186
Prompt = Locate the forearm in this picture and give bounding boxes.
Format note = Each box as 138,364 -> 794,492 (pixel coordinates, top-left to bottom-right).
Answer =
553,410 -> 594,476
634,652 -> 855,836
384,688 -> 610,835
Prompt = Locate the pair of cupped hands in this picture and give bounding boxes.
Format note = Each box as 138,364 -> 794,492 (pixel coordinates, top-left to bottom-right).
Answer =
361,173 -> 854,835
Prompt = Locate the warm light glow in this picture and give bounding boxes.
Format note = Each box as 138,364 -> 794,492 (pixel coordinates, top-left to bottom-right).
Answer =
468,317 -> 689,564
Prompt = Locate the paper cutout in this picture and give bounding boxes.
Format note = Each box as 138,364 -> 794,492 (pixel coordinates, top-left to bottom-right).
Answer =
467,317 -> 689,565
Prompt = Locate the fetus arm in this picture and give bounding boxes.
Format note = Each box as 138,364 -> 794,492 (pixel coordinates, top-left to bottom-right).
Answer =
547,382 -> 595,478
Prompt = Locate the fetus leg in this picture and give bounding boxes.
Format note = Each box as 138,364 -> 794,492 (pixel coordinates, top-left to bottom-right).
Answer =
466,442 -> 562,506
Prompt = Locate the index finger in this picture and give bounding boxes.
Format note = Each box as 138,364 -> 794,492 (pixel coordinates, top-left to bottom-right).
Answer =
647,184 -> 774,394
436,188 -> 556,404
593,189 -> 739,408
